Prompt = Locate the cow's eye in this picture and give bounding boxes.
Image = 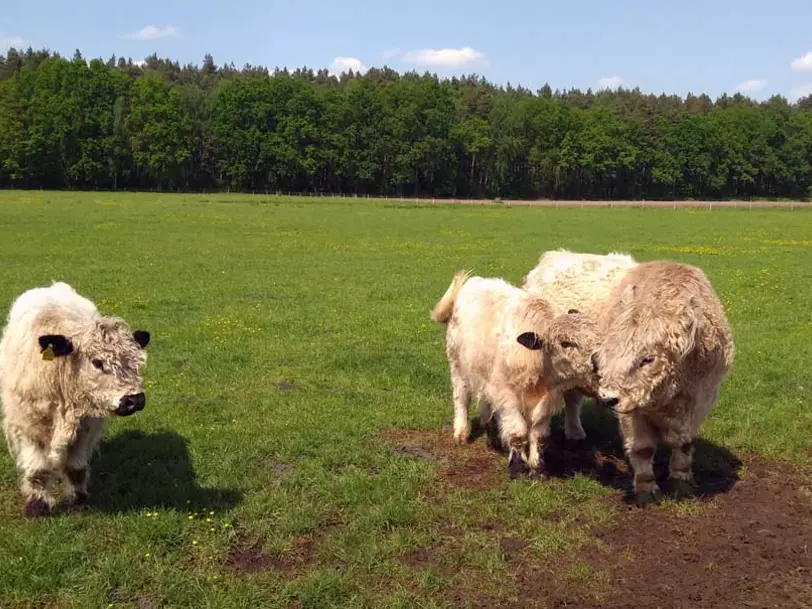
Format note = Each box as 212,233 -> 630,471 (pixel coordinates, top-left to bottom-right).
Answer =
560,340 -> 578,349
91,359 -> 105,371
639,356 -> 655,368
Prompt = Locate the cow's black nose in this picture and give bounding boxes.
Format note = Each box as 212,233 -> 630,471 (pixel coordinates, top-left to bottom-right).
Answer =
116,392 -> 146,416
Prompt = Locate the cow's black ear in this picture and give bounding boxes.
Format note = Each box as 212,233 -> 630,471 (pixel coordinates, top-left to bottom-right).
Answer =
133,330 -> 150,349
568,309 -> 580,315
517,332 -> 544,350
38,335 -> 74,357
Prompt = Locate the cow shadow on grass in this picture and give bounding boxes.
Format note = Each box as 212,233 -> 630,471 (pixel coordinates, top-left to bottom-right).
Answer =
469,400 -> 742,504
87,431 -> 243,514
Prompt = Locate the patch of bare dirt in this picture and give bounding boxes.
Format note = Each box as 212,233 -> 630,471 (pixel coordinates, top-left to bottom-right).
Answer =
134,595 -> 158,609
384,421 -> 811,608
384,407 -> 741,501
277,380 -> 295,392
384,425 -> 507,491
402,547 -> 446,572
224,514 -> 343,575
225,534 -> 317,574
525,456 -> 812,609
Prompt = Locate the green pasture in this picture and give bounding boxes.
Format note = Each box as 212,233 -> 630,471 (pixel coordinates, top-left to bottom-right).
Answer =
0,191 -> 810,608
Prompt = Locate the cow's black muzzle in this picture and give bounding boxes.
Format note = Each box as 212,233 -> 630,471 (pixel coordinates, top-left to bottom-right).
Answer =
116,392 -> 146,416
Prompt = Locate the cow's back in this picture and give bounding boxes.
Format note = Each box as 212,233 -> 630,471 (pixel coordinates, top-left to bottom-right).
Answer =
522,249 -> 637,313
446,277 -> 517,384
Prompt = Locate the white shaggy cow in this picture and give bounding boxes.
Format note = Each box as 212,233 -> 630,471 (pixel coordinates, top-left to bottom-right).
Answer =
0,282 -> 150,517
522,249 -> 638,314
430,271 -> 600,478
521,249 -> 639,438
591,261 -> 734,503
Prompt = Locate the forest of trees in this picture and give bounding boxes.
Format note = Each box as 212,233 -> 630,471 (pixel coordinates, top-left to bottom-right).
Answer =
2,47 -> 812,200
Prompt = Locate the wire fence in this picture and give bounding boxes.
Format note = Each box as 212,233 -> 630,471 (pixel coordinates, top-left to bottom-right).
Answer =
6,187 -> 811,209
246,191 -> 812,210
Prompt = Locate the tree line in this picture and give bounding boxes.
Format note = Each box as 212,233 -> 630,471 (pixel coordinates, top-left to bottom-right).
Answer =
2,47 -> 812,200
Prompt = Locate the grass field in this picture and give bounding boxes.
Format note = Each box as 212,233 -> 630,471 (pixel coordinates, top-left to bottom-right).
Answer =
0,191 -> 810,608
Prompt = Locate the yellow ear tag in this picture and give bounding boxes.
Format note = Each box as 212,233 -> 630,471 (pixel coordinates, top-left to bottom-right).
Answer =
41,344 -> 55,361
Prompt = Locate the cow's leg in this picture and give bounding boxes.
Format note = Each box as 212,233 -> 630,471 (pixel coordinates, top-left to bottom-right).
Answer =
47,410 -> 79,470
495,395 -> 530,478
526,391 -> 562,478
667,439 -> 696,497
479,400 -> 502,450
479,399 -> 493,429
563,390 -> 586,441
17,438 -> 55,518
664,391 -> 710,497
63,417 -> 105,508
450,360 -> 472,444
618,412 -> 661,505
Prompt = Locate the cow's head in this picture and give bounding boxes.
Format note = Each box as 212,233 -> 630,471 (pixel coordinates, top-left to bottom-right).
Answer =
38,319 -> 150,417
517,309 -> 601,392
594,285 -> 699,413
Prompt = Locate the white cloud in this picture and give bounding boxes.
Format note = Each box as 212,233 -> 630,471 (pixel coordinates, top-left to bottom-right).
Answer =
329,56 -> 367,76
596,76 -> 623,90
133,59 -> 146,67
127,25 -> 179,41
1,35 -> 26,51
791,51 -> 812,72
401,46 -> 485,69
734,79 -> 767,94
790,82 -> 812,99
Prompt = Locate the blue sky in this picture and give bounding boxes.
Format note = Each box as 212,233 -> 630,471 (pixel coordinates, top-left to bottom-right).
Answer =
3,0 -> 812,99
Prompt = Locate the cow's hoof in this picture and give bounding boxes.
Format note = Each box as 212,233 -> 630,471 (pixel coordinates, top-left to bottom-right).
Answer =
507,453 -> 531,479
565,429 -> 587,442
67,492 -> 89,511
24,497 -> 52,518
453,430 -> 470,445
669,479 -> 696,499
634,489 -> 663,507
528,469 -> 549,482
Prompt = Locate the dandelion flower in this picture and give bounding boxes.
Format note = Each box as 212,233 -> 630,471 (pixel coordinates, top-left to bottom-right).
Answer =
145,553 -> 151,558
192,540 -> 199,546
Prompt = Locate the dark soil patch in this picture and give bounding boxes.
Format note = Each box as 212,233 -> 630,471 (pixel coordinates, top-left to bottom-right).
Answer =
391,443 -> 447,464
523,456 -> 812,609
277,381 -> 295,392
225,534 -> 317,574
499,537 -> 530,560
274,463 -> 294,476
383,421 -> 810,608
224,514 -> 342,575
254,457 -> 294,476
402,547 -> 445,571
382,427 -> 506,491
135,596 -> 158,609
383,405 -> 742,500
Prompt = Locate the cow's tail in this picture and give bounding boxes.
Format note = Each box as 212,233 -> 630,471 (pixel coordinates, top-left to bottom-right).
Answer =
430,270 -> 471,324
